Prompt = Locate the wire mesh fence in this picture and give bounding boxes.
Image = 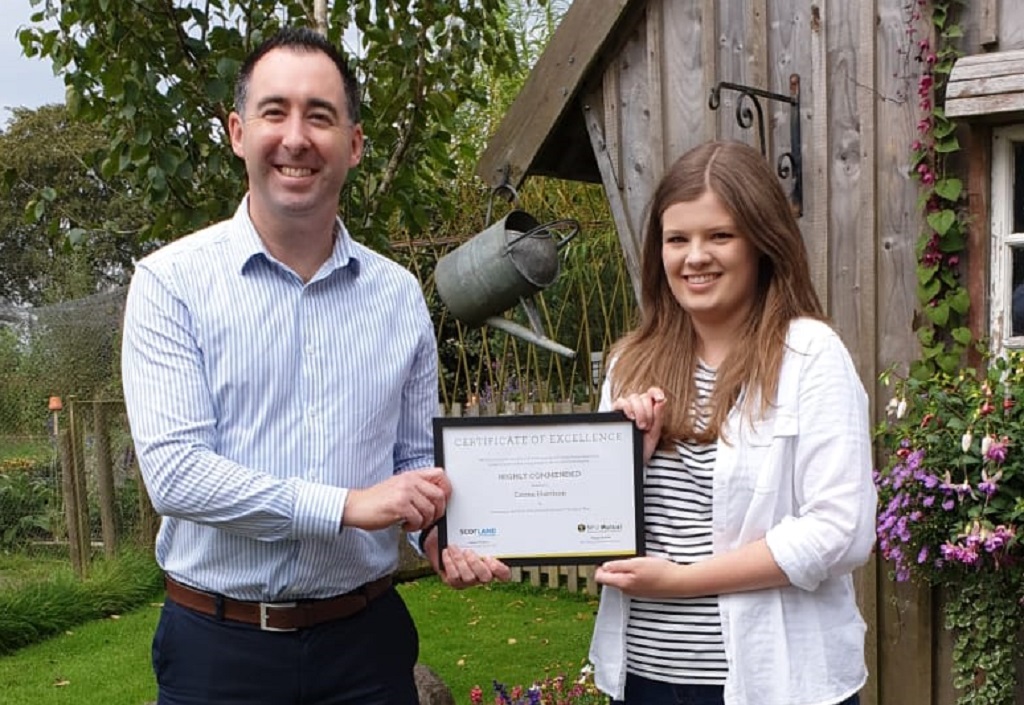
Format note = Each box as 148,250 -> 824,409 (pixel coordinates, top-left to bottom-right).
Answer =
0,398 -> 155,574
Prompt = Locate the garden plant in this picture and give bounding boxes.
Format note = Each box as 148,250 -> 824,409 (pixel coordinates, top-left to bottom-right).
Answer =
876,351 -> 1024,705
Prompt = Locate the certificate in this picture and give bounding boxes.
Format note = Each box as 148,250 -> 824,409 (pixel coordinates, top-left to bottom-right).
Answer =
433,412 -> 644,565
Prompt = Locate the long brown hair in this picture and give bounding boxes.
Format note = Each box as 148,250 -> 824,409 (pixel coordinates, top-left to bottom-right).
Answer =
610,140 -> 824,443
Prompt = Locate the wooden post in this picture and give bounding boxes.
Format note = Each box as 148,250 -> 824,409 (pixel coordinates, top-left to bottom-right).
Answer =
93,401 -> 117,557
131,451 -> 159,549
67,397 -> 91,574
582,565 -> 598,595
58,429 -> 84,579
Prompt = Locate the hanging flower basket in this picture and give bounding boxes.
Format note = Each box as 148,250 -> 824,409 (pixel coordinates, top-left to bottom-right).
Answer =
876,352 -> 1024,705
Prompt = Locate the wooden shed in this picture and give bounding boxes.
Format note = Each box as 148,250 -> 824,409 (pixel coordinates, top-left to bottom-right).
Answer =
477,2 -> 1024,704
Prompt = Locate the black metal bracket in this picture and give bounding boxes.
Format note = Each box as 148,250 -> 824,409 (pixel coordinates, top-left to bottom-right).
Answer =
708,74 -> 803,217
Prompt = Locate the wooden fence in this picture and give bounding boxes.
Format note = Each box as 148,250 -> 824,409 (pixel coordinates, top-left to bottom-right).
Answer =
53,397 -> 157,577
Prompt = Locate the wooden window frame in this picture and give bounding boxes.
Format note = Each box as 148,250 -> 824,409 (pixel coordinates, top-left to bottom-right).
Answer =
989,124 -> 1024,352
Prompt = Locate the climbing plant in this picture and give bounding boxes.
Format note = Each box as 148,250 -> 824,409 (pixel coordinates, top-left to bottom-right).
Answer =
908,0 -> 971,379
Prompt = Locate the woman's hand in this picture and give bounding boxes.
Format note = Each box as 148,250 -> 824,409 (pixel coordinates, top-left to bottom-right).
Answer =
594,557 -> 685,598
612,386 -> 666,463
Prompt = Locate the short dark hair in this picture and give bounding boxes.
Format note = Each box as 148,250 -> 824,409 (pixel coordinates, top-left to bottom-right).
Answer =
234,26 -> 360,124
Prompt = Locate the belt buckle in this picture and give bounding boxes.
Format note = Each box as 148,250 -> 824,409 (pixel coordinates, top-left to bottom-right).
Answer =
259,601 -> 298,632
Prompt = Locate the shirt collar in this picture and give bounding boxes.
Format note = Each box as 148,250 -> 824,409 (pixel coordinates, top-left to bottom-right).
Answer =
227,196 -> 362,279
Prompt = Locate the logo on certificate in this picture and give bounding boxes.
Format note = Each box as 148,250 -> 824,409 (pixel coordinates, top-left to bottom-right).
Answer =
578,523 -> 624,534
459,527 -> 498,537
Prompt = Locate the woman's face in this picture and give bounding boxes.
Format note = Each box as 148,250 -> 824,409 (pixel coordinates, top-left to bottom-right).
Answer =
660,190 -> 761,338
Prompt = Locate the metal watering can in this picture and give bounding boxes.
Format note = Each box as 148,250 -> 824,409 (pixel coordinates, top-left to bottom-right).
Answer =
434,202 -> 580,358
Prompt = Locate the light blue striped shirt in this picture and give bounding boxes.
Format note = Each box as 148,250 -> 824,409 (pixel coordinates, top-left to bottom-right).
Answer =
122,199 -> 437,600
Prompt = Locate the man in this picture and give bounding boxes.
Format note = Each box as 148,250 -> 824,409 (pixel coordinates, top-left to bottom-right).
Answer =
122,26 -> 508,705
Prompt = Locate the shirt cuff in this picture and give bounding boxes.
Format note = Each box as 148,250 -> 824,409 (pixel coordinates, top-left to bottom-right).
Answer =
292,482 -> 349,540
765,515 -> 826,592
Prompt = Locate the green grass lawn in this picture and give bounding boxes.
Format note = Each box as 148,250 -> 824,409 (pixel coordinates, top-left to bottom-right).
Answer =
407,578 -> 599,700
0,437 -> 53,464
0,598 -> 161,705
0,577 -> 600,705
0,552 -> 70,590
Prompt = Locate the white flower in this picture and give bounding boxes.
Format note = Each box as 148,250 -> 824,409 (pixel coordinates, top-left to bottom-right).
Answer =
886,397 -> 899,415
961,431 -> 972,453
896,398 -> 908,419
982,434 -> 993,458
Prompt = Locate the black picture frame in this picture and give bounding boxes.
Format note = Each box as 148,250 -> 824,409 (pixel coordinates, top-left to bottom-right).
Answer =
432,411 -> 644,566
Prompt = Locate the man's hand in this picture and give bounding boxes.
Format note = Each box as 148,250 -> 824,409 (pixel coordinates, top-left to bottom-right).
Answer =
421,525 -> 512,589
343,468 -> 450,532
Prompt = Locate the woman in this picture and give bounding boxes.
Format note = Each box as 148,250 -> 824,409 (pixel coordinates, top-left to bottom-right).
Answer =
589,141 -> 876,705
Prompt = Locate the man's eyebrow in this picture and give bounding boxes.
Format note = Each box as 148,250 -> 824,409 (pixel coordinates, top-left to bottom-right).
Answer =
254,96 -> 340,118
254,96 -> 286,111
307,98 -> 340,118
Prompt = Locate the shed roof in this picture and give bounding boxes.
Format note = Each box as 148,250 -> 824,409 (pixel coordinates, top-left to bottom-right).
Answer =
475,0 -> 642,188
947,49 -> 1024,121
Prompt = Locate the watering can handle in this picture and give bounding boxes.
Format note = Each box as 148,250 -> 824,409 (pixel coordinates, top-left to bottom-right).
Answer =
504,218 -> 581,252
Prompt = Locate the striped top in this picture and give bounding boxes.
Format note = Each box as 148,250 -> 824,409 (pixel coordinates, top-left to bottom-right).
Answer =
626,361 -> 727,685
121,198 -> 437,600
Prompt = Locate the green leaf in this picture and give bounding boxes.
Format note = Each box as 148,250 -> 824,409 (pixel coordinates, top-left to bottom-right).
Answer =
934,135 -> 961,153
933,178 -> 962,201
937,352 -> 961,374
40,187 -> 57,202
949,289 -> 970,315
135,125 -> 152,146
924,302 -> 950,326
938,229 -> 965,252
205,77 -> 229,103
67,227 -> 87,246
932,119 -> 956,140
927,209 -> 956,236
917,276 -> 942,302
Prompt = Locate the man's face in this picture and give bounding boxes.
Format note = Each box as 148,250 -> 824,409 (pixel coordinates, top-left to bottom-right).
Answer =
228,47 -> 363,229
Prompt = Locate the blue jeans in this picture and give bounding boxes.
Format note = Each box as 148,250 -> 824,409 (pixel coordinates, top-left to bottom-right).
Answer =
612,673 -> 861,705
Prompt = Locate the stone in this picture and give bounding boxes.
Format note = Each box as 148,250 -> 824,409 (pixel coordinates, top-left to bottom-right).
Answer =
415,663 -> 456,705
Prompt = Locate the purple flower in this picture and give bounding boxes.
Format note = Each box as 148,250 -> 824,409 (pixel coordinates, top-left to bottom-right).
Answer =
978,468 -> 1002,498
983,525 -> 1015,553
984,436 -> 1009,464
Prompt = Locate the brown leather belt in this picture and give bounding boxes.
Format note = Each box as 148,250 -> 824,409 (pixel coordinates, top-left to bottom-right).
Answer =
164,574 -> 393,632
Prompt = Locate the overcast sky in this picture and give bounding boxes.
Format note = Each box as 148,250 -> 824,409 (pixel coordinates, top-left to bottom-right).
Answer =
2,0 -> 66,124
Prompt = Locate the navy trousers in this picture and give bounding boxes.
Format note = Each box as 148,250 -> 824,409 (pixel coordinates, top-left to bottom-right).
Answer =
153,587 -> 418,705
613,673 -> 862,705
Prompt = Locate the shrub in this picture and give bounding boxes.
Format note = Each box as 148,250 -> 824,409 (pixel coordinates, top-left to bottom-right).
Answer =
0,459 -> 55,549
0,549 -> 162,655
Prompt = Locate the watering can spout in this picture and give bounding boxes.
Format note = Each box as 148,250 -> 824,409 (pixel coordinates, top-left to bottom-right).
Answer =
484,316 -> 577,358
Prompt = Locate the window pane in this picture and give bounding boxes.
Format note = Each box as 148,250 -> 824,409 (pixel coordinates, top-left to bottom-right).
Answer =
1015,141 -> 1024,234
1013,246 -> 1024,336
